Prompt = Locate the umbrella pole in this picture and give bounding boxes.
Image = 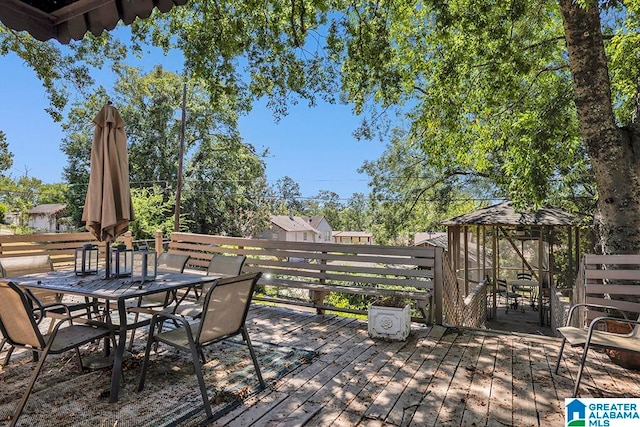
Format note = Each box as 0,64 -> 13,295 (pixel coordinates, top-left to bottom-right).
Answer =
105,242 -> 110,278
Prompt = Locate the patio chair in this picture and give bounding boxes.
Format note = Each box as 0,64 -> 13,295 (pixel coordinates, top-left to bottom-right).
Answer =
513,272 -> 538,310
555,303 -> 640,397
195,254 -> 247,298
497,279 -> 522,313
124,253 -> 191,350
136,273 -> 266,420
0,255 -> 98,364
0,280 -> 114,427
517,272 -> 533,281
171,254 -> 247,318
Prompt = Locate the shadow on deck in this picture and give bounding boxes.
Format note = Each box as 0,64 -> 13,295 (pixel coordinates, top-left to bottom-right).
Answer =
2,304 -> 638,426
219,304 -> 639,426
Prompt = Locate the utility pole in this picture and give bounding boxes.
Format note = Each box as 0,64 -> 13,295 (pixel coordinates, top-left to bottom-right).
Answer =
174,83 -> 187,232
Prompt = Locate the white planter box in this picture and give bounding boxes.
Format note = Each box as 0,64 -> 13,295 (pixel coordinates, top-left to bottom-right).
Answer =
368,304 -> 411,341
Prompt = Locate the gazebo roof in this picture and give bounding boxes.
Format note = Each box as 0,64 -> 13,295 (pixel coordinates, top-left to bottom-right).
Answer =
0,0 -> 188,44
440,201 -> 579,227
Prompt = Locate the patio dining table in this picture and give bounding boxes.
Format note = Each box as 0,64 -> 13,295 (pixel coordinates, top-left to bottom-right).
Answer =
10,269 -> 218,403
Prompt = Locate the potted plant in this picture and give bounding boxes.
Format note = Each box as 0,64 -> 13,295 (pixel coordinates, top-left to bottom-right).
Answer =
367,295 -> 412,341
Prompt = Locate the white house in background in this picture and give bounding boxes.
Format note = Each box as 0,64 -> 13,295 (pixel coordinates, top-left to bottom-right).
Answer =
258,215 -> 322,242
333,231 -> 374,245
26,204 -> 69,233
307,216 -> 333,243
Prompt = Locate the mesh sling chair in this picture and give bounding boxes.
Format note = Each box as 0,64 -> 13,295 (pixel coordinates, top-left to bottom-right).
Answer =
0,280 -> 114,427
136,273 -> 265,420
196,254 -> 248,298
170,254 -> 247,319
513,271 -> 538,310
0,255 -> 98,365
125,253 -> 191,350
555,303 -> 640,397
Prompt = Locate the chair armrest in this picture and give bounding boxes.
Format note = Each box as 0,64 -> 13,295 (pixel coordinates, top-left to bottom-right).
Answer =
565,303 -> 628,327
148,311 -> 195,338
588,316 -> 640,334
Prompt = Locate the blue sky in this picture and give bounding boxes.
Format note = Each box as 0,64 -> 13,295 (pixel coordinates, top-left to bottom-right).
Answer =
0,46 -> 387,201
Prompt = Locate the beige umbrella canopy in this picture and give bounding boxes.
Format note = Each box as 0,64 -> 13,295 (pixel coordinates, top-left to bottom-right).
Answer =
82,103 -> 134,260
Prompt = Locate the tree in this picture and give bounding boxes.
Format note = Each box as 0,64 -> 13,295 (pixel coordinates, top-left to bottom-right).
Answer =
129,186 -> 175,240
5,1 -> 640,254
273,176 -> 304,214
557,1 -> 640,254
340,193 -> 370,232
310,190 -> 343,230
183,137 -> 271,237
359,129 -> 484,242
0,130 -> 13,175
61,67 -> 270,236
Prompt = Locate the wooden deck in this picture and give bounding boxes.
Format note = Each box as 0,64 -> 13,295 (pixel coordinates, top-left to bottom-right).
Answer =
222,304 -> 640,427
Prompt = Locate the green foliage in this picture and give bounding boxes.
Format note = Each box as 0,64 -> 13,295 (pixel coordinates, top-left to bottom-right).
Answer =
359,131 -> 480,243
129,0 -> 339,119
272,176 -> 304,214
129,186 -> 175,240
0,130 -> 13,175
338,193 -> 371,232
60,67 -> 271,236
328,0 -> 589,208
183,136 -> 271,236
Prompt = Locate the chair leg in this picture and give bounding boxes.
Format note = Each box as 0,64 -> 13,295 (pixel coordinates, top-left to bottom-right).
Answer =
1,342 -> 14,367
242,328 -> 265,389
555,337 -> 567,374
136,318 -> 158,392
573,341 -> 592,398
127,312 -> 140,352
187,341 -> 212,419
10,347 -> 49,427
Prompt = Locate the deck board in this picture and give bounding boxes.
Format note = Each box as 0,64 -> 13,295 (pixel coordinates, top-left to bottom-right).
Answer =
220,306 -> 640,426
165,305 -> 640,426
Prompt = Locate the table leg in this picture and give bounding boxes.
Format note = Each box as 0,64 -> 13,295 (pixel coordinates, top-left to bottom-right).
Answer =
109,299 -> 127,403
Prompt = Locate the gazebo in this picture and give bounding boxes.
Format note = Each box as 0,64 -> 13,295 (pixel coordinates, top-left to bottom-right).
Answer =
441,200 -> 583,325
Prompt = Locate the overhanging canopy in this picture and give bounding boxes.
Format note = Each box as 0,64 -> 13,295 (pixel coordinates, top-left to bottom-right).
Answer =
441,200 -> 580,227
0,0 -> 188,44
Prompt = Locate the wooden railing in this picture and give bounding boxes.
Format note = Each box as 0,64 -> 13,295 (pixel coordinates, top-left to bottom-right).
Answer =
160,232 -> 444,324
0,231 -> 445,324
0,231 -> 133,270
573,254 -> 640,326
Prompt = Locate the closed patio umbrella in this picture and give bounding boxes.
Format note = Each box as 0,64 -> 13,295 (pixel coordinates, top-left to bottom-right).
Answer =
82,103 -> 135,277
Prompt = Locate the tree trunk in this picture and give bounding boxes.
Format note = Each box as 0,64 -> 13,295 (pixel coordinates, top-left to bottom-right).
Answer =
559,0 -> 640,254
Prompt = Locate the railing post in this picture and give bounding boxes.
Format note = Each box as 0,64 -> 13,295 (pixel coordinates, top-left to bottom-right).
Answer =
434,246 -> 444,324
155,230 -> 164,255
311,251 -> 328,314
123,231 -> 133,249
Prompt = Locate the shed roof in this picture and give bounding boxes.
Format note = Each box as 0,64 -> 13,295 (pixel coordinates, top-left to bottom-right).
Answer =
0,0 -> 187,43
440,201 -> 579,227
27,203 -> 66,215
